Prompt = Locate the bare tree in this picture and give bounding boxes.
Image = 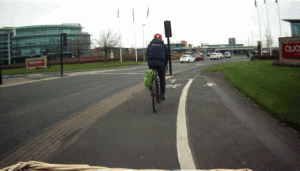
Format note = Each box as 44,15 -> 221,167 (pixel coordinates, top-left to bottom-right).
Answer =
96,28 -> 120,63
69,33 -> 91,63
265,29 -> 274,48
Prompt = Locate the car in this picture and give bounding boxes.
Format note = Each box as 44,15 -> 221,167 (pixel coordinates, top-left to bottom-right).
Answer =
206,52 -> 212,56
210,53 -> 218,60
217,53 -> 224,59
211,53 -> 224,60
224,52 -> 231,58
180,55 -> 195,63
193,54 -> 204,61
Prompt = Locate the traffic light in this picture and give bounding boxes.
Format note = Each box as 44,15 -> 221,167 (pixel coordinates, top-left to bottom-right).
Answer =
62,33 -> 67,47
164,20 -> 172,37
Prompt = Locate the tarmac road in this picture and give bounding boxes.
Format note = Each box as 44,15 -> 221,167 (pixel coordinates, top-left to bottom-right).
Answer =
45,57 -> 299,170
1,56 -> 299,170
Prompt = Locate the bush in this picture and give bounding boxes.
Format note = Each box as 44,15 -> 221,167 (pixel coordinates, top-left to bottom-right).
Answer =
254,55 -> 279,60
272,61 -> 300,67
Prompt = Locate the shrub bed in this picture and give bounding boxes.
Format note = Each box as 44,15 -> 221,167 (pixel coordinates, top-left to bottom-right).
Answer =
272,61 -> 300,67
254,55 -> 279,60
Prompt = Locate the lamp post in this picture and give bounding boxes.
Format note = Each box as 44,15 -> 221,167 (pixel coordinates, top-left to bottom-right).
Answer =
250,31 -> 253,46
142,24 -> 146,61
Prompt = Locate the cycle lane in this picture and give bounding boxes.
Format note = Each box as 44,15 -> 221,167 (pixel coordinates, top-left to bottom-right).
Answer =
187,71 -> 300,170
45,68 -> 202,169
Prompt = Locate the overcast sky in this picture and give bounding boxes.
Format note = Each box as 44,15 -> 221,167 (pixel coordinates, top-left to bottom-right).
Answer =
1,0 -> 300,48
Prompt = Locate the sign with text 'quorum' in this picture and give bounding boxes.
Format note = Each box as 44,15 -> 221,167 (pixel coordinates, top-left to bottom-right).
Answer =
282,42 -> 300,58
26,56 -> 47,70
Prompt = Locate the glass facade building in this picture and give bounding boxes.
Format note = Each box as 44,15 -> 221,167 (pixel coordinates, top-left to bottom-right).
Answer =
283,19 -> 300,37
0,24 -> 91,65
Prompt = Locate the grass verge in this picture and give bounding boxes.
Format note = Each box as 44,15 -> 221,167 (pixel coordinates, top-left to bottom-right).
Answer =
204,59 -> 300,134
2,61 -> 146,75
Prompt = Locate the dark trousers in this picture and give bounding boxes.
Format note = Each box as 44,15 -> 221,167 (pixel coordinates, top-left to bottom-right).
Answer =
148,60 -> 166,95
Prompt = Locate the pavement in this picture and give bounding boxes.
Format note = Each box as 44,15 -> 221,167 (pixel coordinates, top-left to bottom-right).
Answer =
1,59 -> 299,170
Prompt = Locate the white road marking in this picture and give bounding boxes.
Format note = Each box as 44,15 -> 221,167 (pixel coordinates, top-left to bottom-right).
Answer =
92,73 -> 144,75
28,74 -> 42,76
177,79 -> 196,170
166,84 -> 181,88
204,82 -> 216,86
171,79 -> 176,83
40,77 -> 60,81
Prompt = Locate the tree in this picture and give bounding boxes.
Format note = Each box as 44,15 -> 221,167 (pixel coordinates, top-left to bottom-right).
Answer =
69,33 -> 91,63
265,29 -> 273,48
96,28 -> 120,63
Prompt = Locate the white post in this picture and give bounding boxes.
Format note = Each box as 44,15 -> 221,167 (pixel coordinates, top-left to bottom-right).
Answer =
8,33 -> 11,65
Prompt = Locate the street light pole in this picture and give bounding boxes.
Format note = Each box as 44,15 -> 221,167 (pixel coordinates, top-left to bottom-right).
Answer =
251,31 -> 253,46
143,24 -> 145,61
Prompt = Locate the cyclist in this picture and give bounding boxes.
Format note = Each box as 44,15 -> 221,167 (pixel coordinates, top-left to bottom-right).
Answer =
146,33 -> 170,101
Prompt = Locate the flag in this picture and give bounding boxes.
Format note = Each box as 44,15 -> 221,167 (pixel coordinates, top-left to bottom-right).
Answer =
133,8 -> 134,22
117,8 -> 119,18
255,0 -> 257,7
147,6 -> 149,18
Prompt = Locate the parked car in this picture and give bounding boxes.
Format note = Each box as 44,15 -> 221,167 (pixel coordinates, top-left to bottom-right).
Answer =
193,54 -> 204,61
180,55 -> 195,63
224,52 -> 231,58
210,53 -> 223,60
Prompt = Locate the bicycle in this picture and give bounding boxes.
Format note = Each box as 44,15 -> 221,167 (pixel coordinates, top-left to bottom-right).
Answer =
151,69 -> 160,113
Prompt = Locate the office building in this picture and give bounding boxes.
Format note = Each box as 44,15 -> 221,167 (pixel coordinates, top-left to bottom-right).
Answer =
0,23 -> 91,65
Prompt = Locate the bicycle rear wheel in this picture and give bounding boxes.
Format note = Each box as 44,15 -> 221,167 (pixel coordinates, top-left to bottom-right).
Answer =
151,74 -> 157,113
156,71 -> 160,104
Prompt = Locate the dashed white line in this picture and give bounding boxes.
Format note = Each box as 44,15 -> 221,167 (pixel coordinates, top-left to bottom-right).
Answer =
177,79 -> 196,170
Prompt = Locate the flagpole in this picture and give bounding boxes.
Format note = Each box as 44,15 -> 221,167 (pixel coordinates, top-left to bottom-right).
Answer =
265,1 -> 271,36
135,22 -> 137,62
265,0 -> 272,52
148,6 -> 151,42
118,9 -> 122,62
276,1 -> 282,37
256,1 -> 262,41
133,8 -> 137,62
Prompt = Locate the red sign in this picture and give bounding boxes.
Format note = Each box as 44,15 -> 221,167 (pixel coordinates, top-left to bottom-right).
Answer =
282,42 -> 300,58
27,59 -> 45,67
26,56 -> 47,70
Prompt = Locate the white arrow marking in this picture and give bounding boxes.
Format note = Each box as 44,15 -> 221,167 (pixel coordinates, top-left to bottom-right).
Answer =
166,84 -> 182,88
204,82 -> 216,86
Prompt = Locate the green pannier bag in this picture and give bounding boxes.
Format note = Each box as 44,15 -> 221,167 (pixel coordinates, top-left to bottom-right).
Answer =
144,69 -> 154,87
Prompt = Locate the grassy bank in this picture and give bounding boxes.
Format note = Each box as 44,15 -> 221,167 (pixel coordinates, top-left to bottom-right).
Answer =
204,59 -> 300,133
2,61 -> 146,75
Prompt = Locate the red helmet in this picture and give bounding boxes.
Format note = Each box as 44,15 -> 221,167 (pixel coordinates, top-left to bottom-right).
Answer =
154,33 -> 162,39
